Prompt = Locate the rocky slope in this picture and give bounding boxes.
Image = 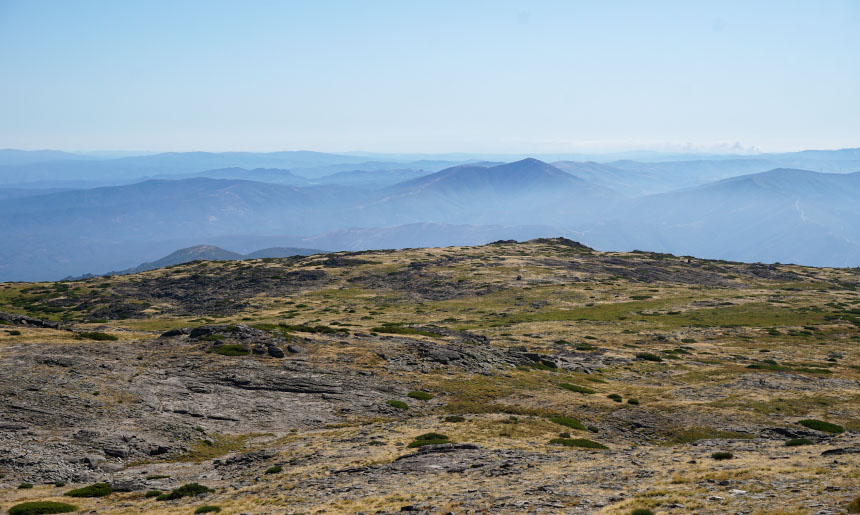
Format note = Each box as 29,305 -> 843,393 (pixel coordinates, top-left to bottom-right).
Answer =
0,238 -> 859,514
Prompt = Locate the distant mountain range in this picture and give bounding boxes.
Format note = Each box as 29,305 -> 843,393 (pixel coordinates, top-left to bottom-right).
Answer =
1,149 -> 860,280
69,245 -> 325,278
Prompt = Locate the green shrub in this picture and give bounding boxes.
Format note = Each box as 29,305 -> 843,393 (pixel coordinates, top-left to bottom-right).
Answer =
155,483 -> 213,501
8,501 -> 79,515
444,415 -> 465,423
785,438 -> 813,446
145,474 -> 170,480
195,506 -> 222,513
54,482 -> 66,487
559,383 -> 595,394
407,391 -> 433,401
848,496 -> 860,514
549,416 -> 586,431
387,400 -> 409,410
607,393 -> 623,402
7,329 -> 22,335
370,325 -> 436,337
636,352 -> 663,362
76,331 -> 118,341
145,490 -> 162,498
798,419 -> 844,433
64,483 -> 112,498
711,451 -> 734,460
265,465 -> 283,474
549,438 -> 608,449
212,344 -> 248,356
631,509 -> 655,515
680,338 -> 696,343
19,483 -> 34,489
407,433 -> 450,448
559,432 -> 571,438
627,398 -> 640,406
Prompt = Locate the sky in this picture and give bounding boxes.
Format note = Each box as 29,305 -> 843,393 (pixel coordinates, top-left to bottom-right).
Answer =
1,0 -> 859,154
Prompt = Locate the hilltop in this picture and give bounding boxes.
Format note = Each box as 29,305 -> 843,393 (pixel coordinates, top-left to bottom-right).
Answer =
0,238 -> 859,513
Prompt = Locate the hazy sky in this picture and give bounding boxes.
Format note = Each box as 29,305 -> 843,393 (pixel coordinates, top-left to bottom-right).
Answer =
1,0 -> 859,153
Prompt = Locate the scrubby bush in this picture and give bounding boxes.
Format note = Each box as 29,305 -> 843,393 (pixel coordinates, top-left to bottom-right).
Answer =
549,416 -> 586,431
7,330 -> 22,335
607,394 -> 623,402
145,474 -> 170,480
407,433 -> 450,448
54,482 -> 65,487
635,352 -> 663,362
798,419 -> 844,433
387,400 -> 409,410
407,391 -> 433,401
264,465 -> 283,474
155,482 -> 213,501
76,331 -> 118,341
444,415 -> 465,423
559,383 -> 595,394
631,509 -> 655,515
549,438 -> 608,449
212,344 -> 248,356
195,506 -> 222,513
145,490 -> 162,498
627,398 -> 640,406
18,482 -> 34,489
8,501 -> 79,515
785,438 -> 813,446
711,451 -> 733,460
848,495 -> 860,513
65,482 -> 112,497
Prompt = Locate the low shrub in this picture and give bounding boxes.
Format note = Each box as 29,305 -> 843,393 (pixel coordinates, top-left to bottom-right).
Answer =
635,352 -> 663,362
76,331 -> 118,341
848,496 -> 860,514
549,416 -> 586,431
627,398 -> 640,406
18,483 -> 34,489
407,432 -> 450,448
145,474 -> 170,480
680,338 -> 696,343
145,490 -> 162,498
8,502 -> 79,515
155,483 -> 213,501
785,438 -> 813,446
549,438 -> 608,449
407,391 -> 433,401
559,383 -> 595,394
607,393 -> 623,402
65,482 -> 112,497
195,506 -> 222,513
54,482 -> 66,487
711,451 -> 734,460
387,400 -> 409,410
370,325 -> 437,337
264,465 -> 283,474
444,415 -> 465,423
631,509 -> 655,515
212,344 -> 248,356
7,330 -> 22,335
798,419 -> 844,433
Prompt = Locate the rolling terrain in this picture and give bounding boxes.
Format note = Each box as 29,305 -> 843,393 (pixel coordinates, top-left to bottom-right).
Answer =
0,238 -> 859,514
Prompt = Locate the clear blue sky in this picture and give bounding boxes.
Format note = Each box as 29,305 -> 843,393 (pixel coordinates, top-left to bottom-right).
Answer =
1,0 -> 858,153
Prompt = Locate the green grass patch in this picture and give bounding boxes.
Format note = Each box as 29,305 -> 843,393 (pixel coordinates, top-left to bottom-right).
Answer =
64,482 -> 112,498
665,427 -> 753,445
156,483 -> 213,501
387,400 -> 409,410
407,391 -> 433,400
549,416 -> 586,431
559,383 -> 595,394
265,465 -> 283,474
8,502 -> 79,515
76,331 -> 118,341
408,432 -> 450,448
212,344 -> 249,356
798,419 -> 844,433
548,438 -> 608,449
